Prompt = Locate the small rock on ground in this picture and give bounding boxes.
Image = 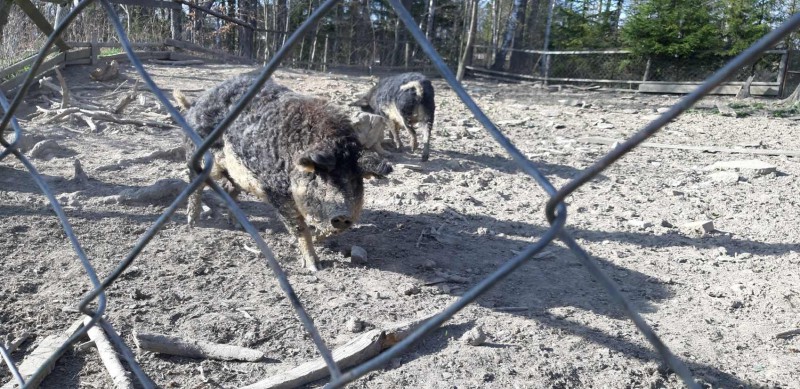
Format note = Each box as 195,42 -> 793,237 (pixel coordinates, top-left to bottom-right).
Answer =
460,325 -> 487,346
346,317 -> 363,333
351,246 -> 368,263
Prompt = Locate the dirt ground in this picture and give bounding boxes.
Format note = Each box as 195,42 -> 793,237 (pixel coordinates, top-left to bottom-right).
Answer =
1,61 -> 799,389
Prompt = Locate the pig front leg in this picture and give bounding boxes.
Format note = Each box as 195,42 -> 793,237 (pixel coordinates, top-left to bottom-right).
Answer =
404,123 -> 419,152
186,165 -> 208,228
276,203 -> 320,271
420,122 -> 432,162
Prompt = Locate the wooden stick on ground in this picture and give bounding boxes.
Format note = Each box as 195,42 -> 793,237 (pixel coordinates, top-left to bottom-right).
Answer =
3,332 -> 30,354
54,68 -> 70,109
775,329 -> 800,339
133,332 -> 265,362
1,318 -> 85,389
577,136 -> 800,158
241,314 -> 436,389
112,81 -> 139,115
37,106 -> 176,129
83,318 -> 134,389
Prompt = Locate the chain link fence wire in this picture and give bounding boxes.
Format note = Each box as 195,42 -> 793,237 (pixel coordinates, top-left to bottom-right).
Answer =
2,0 -> 800,387
472,45 -> 788,89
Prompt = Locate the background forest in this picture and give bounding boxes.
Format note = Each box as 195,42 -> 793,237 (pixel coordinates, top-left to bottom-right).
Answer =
1,0 -> 799,80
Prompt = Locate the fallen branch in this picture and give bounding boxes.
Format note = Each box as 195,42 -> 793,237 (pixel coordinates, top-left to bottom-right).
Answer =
241,314 -> 435,389
36,105 -> 176,130
76,113 -> 97,132
3,332 -> 30,354
95,146 -> 185,172
95,178 -> 185,205
113,81 -> 139,115
54,68 -> 70,109
776,329 -> 800,339
133,332 -> 265,362
577,136 -> 800,158
83,318 -> 134,389
1,318 -> 84,389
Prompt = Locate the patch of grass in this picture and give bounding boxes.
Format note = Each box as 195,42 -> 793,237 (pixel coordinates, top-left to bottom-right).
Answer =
771,102 -> 800,118
99,47 -> 124,56
728,101 -> 750,109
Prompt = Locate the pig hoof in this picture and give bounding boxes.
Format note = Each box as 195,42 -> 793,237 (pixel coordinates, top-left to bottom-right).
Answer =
421,153 -> 429,162
306,262 -> 319,272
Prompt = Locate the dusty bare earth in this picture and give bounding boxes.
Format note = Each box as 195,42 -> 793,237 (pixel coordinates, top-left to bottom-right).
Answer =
1,61 -> 800,389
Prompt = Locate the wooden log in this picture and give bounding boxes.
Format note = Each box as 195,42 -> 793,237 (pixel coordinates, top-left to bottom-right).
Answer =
165,39 -> 253,64
576,136 -> 800,157
0,318 -> 84,389
133,332 -> 266,362
241,314 -> 435,389
54,68 -> 69,109
83,318 -> 134,389
148,59 -> 205,66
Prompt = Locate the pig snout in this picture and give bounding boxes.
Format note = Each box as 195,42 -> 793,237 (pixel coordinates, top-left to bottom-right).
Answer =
330,214 -> 353,230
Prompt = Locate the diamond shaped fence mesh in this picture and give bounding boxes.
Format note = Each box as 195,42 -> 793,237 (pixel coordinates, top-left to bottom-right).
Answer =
2,0 -> 800,388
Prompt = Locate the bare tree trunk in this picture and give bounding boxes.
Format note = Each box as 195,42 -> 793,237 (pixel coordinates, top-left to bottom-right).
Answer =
390,0 -> 412,66
0,0 -> 11,43
309,0 -> 321,68
457,0 -> 479,81
424,0 -> 435,41
171,6 -> 183,40
239,0 -> 256,58
509,0 -> 536,72
276,0 -> 288,52
391,18 -> 402,66
488,0 -> 499,67
492,0 -> 528,71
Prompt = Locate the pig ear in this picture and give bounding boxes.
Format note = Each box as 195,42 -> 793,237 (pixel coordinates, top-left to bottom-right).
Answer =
358,151 -> 393,179
297,151 -> 336,173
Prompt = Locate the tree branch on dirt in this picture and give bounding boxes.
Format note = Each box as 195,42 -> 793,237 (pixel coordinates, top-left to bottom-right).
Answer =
113,81 -> 139,114
2,331 -> 30,354
133,332 -> 266,362
54,68 -> 70,109
0,318 -> 85,389
775,329 -> 800,339
37,105 -> 176,130
83,318 -> 135,389
241,314 -> 435,389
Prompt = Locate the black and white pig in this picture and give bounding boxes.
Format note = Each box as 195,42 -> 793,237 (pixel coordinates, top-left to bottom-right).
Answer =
176,74 -> 392,271
351,72 -> 435,161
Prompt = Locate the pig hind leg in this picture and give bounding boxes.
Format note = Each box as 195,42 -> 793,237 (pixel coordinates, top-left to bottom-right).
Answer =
186,153 -> 230,228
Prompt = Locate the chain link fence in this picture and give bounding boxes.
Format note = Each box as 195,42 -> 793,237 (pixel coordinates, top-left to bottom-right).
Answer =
2,0 -> 800,387
471,44 -> 789,93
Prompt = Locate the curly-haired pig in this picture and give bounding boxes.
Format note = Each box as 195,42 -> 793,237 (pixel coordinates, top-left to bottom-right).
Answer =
175,74 -> 392,271
351,72 -> 435,161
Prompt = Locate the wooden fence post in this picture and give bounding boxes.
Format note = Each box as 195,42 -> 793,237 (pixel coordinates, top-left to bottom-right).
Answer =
642,57 -> 651,83
90,32 -> 99,65
322,34 -> 329,72
777,50 -> 789,97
